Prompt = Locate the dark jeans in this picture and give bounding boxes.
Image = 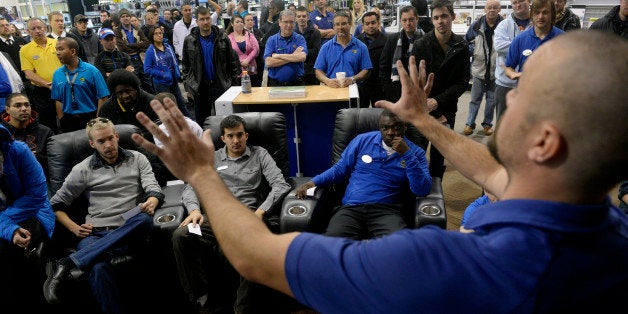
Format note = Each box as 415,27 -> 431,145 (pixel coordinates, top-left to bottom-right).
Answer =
31,86 -> 58,134
153,81 -> 191,117
358,82 -> 384,108
193,83 -> 223,126
70,212 -> 153,314
494,84 -> 512,122
324,203 -> 407,240
171,221 -> 240,310
420,113 -> 455,178
0,218 -> 48,308
59,111 -> 97,134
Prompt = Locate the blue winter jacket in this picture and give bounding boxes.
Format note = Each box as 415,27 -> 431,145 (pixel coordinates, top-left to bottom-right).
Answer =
0,125 -> 54,242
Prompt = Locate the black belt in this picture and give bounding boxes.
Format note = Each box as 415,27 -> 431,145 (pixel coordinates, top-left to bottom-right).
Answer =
93,226 -> 119,231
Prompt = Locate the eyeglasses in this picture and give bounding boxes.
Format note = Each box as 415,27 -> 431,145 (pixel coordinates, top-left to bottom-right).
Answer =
87,117 -> 111,127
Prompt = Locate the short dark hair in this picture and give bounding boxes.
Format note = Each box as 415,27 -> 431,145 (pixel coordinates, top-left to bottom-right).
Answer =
288,3 -> 296,9
400,5 -> 418,17
155,92 -> 177,105
196,6 -> 212,17
100,9 -> 110,17
239,0 -> 248,10
220,115 -> 248,135
107,69 -> 141,94
531,0 -> 556,25
362,11 -> 379,23
58,37 -> 80,52
271,0 -> 285,12
147,25 -> 161,43
430,0 -> 454,16
411,0 -> 429,16
5,93 -> 29,107
296,5 -> 308,13
334,11 -> 352,25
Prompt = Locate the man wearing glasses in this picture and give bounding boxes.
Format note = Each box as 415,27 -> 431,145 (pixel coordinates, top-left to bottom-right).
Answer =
295,110 -> 431,240
51,37 -> 109,133
44,117 -> 164,312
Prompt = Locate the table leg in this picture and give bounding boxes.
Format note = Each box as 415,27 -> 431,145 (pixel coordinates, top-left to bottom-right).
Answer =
292,103 -> 302,177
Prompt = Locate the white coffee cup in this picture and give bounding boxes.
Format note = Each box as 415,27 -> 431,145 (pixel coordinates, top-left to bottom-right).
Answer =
336,72 -> 346,82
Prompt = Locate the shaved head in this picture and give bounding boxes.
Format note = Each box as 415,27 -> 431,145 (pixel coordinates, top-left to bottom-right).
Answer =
515,31 -> 627,194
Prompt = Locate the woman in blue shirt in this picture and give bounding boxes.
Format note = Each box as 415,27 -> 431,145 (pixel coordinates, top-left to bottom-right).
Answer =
144,26 -> 190,117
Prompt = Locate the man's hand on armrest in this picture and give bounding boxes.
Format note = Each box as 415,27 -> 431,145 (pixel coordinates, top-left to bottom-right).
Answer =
295,181 -> 316,199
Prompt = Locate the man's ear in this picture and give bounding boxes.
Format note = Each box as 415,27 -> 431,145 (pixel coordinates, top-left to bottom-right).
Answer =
89,139 -> 95,149
527,122 -> 562,163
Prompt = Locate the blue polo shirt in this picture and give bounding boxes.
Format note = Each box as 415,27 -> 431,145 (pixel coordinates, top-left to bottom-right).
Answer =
314,35 -> 372,79
263,32 -> 307,82
286,199 -> 628,312
51,60 -> 110,114
505,26 -> 563,71
309,9 -> 334,45
312,131 -> 431,204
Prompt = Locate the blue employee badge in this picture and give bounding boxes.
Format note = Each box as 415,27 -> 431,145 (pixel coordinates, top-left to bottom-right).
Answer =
33,55 -> 40,60
400,160 -> 406,168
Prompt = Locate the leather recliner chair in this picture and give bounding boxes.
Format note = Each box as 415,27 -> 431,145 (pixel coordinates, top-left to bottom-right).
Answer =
280,108 -> 447,234
45,124 -> 188,309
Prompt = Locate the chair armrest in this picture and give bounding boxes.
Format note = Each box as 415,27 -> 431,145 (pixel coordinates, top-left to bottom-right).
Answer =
415,176 -> 447,229
280,177 -> 332,234
153,205 -> 186,233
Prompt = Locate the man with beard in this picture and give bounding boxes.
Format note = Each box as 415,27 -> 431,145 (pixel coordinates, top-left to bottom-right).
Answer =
51,37 -> 109,133
1,93 -> 53,176
44,117 -> 163,312
295,110 -> 431,240
133,30 -> 628,313
314,11 -> 371,88
410,0 -> 470,178
504,0 -> 563,81
98,68 -> 158,130
294,6 -> 321,85
356,11 -> 387,108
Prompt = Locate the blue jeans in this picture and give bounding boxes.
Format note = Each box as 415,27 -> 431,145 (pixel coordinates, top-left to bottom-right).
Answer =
70,212 -> 153,313
465,77 -> 495,128
153,81 -> 191,118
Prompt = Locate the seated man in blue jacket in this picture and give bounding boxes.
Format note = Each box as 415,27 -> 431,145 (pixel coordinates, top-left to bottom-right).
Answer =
0,124 -> 54,308
296,110 -> 431,239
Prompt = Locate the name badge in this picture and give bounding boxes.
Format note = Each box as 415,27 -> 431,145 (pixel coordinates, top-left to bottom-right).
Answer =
361,155 -> 372,164
316,16 -> 321,21
522,49 -> 532,57
217,165 -> 228,171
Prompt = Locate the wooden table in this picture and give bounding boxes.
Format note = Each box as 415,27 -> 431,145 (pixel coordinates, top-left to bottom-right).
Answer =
215,85 -> 359,176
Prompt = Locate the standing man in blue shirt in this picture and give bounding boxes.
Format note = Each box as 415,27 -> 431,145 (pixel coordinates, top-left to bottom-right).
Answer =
133,30 -> 628,313
309,0 -> 335,45
504,0 -> 564,80
181,6 -> 240,125
295,110 -> 431,239
314,11 -> 372,88
264,10 -> 307,86
52,37 -> 109,133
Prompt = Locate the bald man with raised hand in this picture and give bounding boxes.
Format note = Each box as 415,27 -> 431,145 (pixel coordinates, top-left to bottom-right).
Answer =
132,31 -> 628,313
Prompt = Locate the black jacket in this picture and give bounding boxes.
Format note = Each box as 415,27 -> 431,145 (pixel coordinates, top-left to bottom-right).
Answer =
380,30 -> 425,101
1,110 -> 54,178
295,21 -> 322,77
356,31 -> 387,89
181,25 -> 241,94
98,90 -> 157,130
590,5 -> 628,39
410,31 -> 470,119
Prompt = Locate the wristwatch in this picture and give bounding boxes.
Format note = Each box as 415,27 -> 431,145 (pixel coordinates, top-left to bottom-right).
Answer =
351,77 -> 356,84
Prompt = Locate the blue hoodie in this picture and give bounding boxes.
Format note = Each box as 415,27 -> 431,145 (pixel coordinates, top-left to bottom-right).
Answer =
0,125 -> 54,242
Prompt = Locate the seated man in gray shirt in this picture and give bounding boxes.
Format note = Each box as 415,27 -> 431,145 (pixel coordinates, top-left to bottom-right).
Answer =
170,114 -> 291,313
43,117 -> 164,312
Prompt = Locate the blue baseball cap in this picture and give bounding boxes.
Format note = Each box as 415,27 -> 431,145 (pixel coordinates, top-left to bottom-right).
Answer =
99,28 -> 115,39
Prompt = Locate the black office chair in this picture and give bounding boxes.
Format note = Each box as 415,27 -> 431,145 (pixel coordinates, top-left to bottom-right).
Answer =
203,112 -> 314,313
280,108 -> 446,234
45,124 -> 187,310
